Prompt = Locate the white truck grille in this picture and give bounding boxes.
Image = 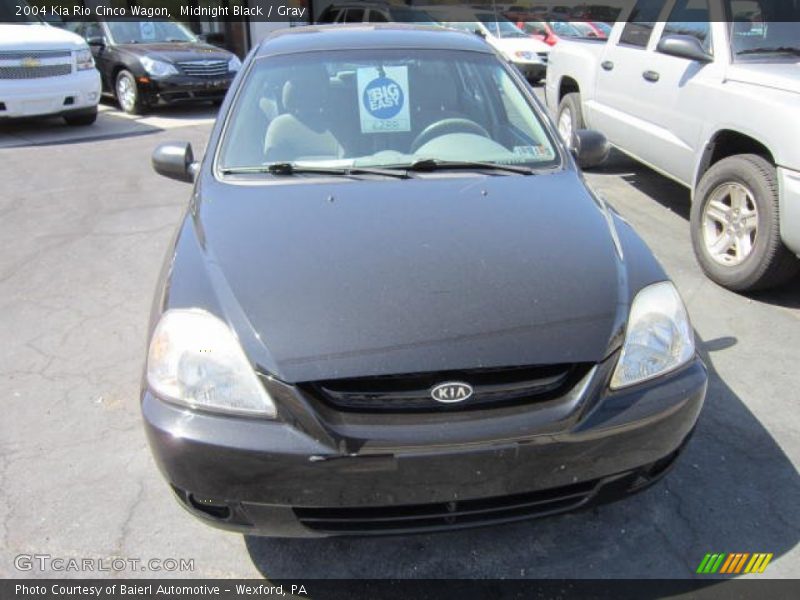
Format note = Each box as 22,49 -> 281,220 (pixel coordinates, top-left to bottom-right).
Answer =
0,50 -> 73,79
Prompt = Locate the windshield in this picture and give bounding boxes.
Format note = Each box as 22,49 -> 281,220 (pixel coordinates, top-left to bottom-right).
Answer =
106,21 -> 196,44
726,0 -> 800,60
476,15 -> 529,38
549,21 -> 582,36
218,49 -> 560,174
388,8 -> 436,25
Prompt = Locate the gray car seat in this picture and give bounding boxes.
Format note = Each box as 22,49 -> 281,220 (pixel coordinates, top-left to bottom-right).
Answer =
264,66 -> 343,162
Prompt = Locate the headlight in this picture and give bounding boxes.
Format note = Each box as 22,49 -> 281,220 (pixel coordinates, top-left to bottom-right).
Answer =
610,281 -> 695,389
228,55 -> 242,72
146,309 -> 277,417
75,47 -> 94,71
140,56 -> 178,78
514,50 -> 534,60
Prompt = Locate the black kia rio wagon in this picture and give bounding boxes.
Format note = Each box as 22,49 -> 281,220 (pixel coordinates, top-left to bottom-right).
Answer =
143,24 -> 707,537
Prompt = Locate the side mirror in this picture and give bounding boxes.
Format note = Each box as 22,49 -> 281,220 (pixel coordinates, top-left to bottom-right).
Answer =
473,28 -> 486,38
571,129 -> 609,169
656,34 -> 712,63
152,142 -> 198,183
86,35 -> 105,48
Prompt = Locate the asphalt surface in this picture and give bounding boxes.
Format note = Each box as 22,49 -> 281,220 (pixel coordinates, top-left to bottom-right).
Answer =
1,93 -> 798,580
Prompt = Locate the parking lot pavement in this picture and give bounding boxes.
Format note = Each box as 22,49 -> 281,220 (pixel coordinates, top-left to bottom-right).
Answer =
0,102 -> 216,149
0,104 -> 798,580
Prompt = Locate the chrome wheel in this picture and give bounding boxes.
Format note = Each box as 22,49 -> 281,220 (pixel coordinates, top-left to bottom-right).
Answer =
116,73 -> 137,113
558,108 -> 573,144
702,182 -> 759,267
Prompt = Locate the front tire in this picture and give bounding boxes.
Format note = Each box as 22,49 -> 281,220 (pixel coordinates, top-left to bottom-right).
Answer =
115,70 -> 146,115
691,154 -> 799,292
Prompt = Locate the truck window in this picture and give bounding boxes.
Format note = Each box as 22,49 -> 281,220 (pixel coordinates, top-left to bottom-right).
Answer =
343,8 -> 365,23
619,0 -> 667,47
661,0 -> 712,53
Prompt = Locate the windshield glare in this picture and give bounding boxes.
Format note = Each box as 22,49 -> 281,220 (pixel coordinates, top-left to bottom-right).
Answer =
107,21 -> 196,44
218,49 -> 559,174
727,0 -> 800,58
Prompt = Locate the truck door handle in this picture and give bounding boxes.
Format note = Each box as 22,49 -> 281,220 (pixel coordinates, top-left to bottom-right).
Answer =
601,61 -> 614,71
643,70 -> 660,82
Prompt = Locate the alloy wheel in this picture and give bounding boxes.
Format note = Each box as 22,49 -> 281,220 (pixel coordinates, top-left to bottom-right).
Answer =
117,74 -> 136,113
702,182 -> 759,267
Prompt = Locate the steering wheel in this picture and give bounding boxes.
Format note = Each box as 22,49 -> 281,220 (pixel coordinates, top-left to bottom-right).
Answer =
411,118 -> 491,153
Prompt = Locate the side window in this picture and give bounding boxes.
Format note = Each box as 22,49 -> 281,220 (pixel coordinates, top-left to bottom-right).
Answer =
662,0 -> 712,52
619,0 -> 666,47
84,22 -> 103,40
343,8 -> 365,23
367,10 -> 388,23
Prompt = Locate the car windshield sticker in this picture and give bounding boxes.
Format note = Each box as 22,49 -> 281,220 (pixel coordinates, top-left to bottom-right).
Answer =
357,66 -> 411,134
513,145 -> 555,160
139,22 -> 156,41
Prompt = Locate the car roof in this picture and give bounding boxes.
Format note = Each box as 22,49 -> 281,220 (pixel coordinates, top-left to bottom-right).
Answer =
255,23 -> 493,57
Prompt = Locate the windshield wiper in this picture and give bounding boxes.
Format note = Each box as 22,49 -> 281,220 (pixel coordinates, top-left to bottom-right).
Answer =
737,46 -> 800,56
405,159 -> 538,176
221,163 -> 410,179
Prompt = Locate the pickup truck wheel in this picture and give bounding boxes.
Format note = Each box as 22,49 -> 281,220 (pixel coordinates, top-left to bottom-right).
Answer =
691,154 -> 799,292
557,93 -> 584,147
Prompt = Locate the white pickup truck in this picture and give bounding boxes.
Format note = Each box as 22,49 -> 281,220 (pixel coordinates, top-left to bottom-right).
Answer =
545,0 -> 800,292
0,6 -> 100,126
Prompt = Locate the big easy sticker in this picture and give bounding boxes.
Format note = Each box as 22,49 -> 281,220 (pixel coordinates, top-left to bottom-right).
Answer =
357,66 -> 411,134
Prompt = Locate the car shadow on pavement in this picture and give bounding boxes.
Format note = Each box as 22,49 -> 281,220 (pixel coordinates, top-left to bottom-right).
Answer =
0,111 -> 162,148
0,103 -> 217,149
244,334 -> 800,579
591,149 -> 692,220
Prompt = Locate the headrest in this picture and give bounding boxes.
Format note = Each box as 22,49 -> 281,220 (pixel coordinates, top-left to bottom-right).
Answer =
282,65 -> 330,116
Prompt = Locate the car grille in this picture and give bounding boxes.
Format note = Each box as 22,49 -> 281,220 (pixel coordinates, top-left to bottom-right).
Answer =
294,479 -> 596,534
176,60 -> 229,77
300,363 -> 590,413
537,52 -> 549,63
0,50 -> 72,60
0,64 -> 72,79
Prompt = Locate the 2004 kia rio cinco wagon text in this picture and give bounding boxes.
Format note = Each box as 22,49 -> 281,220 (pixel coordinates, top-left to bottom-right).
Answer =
142,25 -> 707,537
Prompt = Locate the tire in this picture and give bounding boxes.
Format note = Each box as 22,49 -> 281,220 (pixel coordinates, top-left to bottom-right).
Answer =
63,107 -> 97,126
556,92 -> 584,147
690,154 -> 799,292
115,69 -> 146,115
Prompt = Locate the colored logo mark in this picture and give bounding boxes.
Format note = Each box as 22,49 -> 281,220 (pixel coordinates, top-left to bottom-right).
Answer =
363,76 -> 404,120
696,553 -> 773,574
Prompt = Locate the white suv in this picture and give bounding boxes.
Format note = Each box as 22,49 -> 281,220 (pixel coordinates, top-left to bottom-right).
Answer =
0,16 -> 101,126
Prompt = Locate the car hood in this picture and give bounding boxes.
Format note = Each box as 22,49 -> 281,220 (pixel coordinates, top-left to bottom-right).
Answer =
0,23 -> 86,51
726,62 -> 800,95
116,41 -> 232,63
194,171 -> 626,383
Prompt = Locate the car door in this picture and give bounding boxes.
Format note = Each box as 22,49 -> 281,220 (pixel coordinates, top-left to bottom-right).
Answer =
586,0 -> 670,154
622,0 -> 725,184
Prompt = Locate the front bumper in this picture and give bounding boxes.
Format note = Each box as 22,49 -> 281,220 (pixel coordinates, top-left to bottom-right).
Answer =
0,69 -> 100,118
778,166 -> 800,257
141,73 -> 235,105
142,355 -> 706,537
